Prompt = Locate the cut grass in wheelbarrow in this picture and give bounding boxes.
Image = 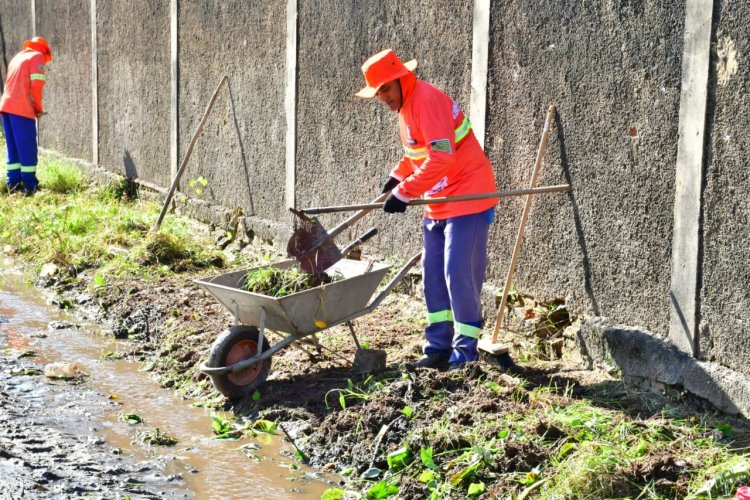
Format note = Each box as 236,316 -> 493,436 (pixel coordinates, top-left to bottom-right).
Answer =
196,255 -> 422,402
239,266 -> 338,297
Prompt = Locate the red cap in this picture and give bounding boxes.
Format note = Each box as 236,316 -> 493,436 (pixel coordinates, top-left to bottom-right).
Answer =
23,36 -> 53,63
355,49 -> 417,98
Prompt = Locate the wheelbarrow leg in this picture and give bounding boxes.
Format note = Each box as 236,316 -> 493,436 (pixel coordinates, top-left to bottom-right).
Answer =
257,308 -> 266,357
347,321 -> 387,374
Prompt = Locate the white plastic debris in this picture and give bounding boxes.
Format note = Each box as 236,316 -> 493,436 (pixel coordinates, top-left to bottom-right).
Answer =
44,362 -> 79,379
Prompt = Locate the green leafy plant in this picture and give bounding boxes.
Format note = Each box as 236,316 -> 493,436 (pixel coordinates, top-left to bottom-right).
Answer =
252,419 -> 278,434
367,480 -> 398,499
138,428 -> 178,446
387,446 -> 411,471
119,413 -> 144,425
188,176 -> 208,196
212,415 -> 242,439
325,376 -> 384,409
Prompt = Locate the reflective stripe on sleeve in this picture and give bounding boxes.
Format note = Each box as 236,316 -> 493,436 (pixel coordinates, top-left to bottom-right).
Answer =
427,309 -> 453,324
404,117 -> 472,158
455,322 -> 482,339
454,116 -> 471,143
6,163 -> 20,171
30,73 -> 46,81
403,145 -> 428,161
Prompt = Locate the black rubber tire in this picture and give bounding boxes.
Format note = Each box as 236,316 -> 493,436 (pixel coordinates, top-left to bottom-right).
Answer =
205,325 -> 272,402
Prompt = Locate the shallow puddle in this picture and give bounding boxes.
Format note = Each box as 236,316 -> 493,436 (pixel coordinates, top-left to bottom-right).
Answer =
0,261 -> 332,499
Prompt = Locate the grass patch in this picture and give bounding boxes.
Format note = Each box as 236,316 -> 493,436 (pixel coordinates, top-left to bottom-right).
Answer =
0,151 -> 227,282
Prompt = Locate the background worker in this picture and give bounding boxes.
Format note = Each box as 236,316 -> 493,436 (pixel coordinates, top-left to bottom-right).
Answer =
356,49 -> 498,370
0,36 -> 52,195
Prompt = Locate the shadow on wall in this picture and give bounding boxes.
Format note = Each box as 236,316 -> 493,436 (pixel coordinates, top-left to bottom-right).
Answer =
0,13 -> 7,93
555,111 -> 600,315
123,150 -> 138,179
226,80 -> 255,216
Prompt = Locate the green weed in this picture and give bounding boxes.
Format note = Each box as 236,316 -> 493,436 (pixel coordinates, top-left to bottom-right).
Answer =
38,157 -> 84,193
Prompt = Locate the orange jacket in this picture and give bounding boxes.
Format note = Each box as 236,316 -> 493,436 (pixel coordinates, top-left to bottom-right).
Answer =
0,49 -> 47,119
390,75 -> 497,220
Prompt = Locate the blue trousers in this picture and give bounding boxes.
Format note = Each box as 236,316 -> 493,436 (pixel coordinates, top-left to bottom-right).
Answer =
2,112 -> 38,192
422,208 -> 493,363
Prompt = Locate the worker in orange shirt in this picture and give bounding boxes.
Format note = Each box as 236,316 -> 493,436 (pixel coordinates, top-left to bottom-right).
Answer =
0,36 -> 52,195
356,49 -> 499,370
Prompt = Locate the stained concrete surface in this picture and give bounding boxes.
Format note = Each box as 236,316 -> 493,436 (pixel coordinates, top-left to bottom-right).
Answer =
97,0 -> 171,187
485,0 -> 684,337
36,0 -> 92,162
4,1 -> 750,386
178,0 -> 287,222
295,0 -> 474,257
0,1 -> 32,94
700,0 -> 750,376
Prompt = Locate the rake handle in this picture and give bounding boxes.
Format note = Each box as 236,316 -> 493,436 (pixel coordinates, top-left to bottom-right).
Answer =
491,104 -> 557,344
301,184 -> 570,215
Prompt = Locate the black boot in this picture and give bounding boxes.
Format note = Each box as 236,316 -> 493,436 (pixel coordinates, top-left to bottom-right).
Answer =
410,353 -> 450,369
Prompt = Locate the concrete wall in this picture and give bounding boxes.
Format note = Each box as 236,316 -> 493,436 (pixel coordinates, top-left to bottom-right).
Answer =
295,0 -> 474,255
485,1 -> 684,336
36,0 -> 91,161
3,1 -> 749,380
0,1 -> 32,91
178,0 -> 287,222
700,0 -> 749,373
97,0 -> 170,185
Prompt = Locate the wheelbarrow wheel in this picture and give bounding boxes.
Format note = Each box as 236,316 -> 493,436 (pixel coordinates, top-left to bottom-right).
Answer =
206,325 -> 272,402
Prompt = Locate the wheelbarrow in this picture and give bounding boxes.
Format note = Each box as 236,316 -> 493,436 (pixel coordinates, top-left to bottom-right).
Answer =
195,253 -> 421,401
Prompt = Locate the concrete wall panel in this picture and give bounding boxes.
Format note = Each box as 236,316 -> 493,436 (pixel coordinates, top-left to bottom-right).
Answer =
485,0 -> 684,334
700,0 -> 750,374
178,0 -> 287,221
295,0 -> 474,256
36,0 -> 92,161
0,2 -> 33,95
97,0 -> 170,185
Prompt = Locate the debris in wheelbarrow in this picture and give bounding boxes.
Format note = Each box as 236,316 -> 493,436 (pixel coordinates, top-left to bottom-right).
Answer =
287,193 -> 388,273
240,265 -> 334,297
253,228 -> 379,297
195,252 -> 421,402
286,208 -> 342,273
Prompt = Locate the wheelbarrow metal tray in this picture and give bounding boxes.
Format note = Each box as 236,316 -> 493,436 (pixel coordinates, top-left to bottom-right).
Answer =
194,259 -> 391,336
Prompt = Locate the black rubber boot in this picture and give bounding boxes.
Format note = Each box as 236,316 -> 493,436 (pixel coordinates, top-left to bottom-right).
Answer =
411,353 -> 450,369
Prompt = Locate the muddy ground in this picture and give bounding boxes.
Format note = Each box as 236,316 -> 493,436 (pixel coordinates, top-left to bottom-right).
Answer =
26,249 -> 747,499
0,343 -> 189,499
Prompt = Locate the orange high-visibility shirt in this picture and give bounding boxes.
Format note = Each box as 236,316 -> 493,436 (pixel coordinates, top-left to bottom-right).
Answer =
390,78 -> 498,220
0,49 -> 47,119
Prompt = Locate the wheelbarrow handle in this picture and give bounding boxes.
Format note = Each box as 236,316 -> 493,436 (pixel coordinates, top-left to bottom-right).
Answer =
300,184 -> 571,215
340,227 -> 378,258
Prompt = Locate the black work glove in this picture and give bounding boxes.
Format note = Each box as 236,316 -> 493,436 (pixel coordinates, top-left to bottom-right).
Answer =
381,176 -> 400,194
383,193 -> 408,214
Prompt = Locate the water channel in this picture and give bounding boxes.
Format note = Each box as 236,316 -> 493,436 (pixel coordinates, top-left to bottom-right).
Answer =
0,259 -> 332,499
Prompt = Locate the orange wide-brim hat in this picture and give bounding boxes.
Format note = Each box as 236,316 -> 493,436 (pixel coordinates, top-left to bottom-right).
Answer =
355,49 -> 417,98
23,36 -> 53,63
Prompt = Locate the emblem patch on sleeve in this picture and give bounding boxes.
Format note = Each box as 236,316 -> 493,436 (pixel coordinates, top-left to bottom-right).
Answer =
429,139 -> 452,154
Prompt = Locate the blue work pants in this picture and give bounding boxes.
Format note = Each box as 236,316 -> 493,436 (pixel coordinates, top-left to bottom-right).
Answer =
2,112 -> 38,192
422,208 -> 493,363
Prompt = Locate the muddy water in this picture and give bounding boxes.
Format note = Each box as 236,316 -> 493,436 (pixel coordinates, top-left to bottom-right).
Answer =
0,262 -> 332,499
